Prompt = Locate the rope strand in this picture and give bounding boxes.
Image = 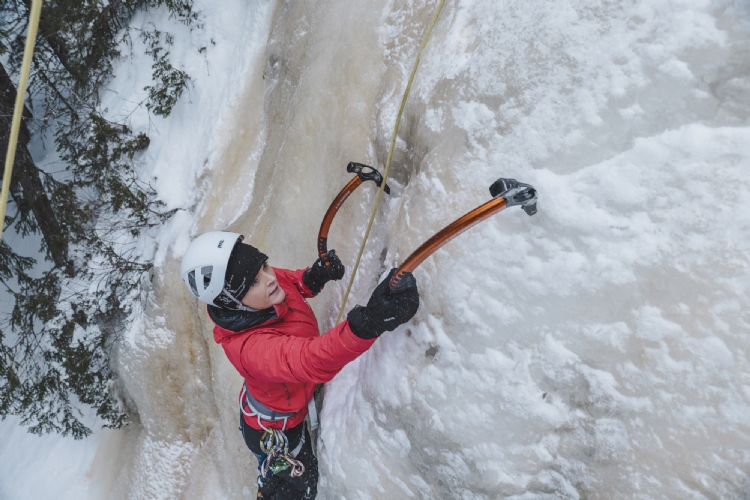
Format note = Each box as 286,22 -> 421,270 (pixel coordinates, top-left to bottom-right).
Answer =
336,0 -> 446,324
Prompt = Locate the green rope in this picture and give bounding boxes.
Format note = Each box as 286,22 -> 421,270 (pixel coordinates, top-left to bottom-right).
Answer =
336,0 -> 446,325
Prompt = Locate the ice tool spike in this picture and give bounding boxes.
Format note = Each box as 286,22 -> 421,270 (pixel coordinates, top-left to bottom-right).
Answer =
489,178 -> 538,216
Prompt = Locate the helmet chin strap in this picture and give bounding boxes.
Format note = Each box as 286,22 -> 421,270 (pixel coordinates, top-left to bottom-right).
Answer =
219,288 -> 258,312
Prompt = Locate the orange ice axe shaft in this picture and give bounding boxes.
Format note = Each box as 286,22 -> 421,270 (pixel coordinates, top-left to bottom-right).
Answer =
318,162 -> 390,265
389,178 -> 538,292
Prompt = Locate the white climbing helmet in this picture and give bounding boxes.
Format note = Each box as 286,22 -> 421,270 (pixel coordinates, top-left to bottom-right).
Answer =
180,231 -> 243,306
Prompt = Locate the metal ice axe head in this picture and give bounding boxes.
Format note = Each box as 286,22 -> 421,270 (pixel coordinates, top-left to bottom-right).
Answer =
489,178 -> 538,216
346,162 -> 391,194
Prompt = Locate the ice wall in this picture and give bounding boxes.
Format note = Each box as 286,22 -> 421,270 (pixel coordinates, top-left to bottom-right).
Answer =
4,0 -> 748,499
243,1 -> 750,499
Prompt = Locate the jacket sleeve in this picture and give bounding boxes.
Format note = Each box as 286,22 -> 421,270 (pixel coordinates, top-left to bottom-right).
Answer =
239,321 -> 376,384
275,267 -> 317,298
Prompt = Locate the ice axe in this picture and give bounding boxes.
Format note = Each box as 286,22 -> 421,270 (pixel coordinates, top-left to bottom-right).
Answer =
317,162 -> 391,266
389,178 -> 537,292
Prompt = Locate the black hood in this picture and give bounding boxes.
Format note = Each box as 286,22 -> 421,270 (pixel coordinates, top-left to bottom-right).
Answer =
207,304 -> 277,332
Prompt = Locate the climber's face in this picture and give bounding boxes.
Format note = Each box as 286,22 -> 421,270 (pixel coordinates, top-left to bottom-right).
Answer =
241,262 -> 286,310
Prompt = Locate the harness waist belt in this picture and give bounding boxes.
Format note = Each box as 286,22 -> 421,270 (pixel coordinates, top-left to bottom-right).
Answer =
241,384 -> 298,421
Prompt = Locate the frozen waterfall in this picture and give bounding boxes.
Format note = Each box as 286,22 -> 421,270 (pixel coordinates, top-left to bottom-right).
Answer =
2,0 -> 749,498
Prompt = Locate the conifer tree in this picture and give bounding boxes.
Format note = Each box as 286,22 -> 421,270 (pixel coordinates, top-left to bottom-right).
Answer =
0,0 -> 196,438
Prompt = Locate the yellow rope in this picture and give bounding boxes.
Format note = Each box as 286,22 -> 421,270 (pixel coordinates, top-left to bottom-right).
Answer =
336,0 -> 446,325
0,0 -> 44,241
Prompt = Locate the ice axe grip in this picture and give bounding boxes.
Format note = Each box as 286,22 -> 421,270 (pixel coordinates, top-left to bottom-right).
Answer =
317,162 -> 391,265
389,178 -> 537,292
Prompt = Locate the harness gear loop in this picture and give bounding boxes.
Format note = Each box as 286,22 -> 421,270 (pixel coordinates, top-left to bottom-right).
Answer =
335,0 -> 446,324
241,383 -> 309,477
239,383 -> 297,431
0,0 -> 43,241
259,428 -> 306,478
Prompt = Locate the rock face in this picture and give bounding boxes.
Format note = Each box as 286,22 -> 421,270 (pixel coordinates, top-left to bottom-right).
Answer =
110,0 -> 750,498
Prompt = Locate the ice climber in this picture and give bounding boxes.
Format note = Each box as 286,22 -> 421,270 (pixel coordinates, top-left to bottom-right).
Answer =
180,231 -> 420,499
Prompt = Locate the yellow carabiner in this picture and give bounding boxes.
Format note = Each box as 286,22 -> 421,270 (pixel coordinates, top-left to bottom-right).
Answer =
260,429 -> 274,453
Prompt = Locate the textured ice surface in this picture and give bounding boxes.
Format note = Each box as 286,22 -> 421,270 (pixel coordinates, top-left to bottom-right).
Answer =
315,1 -> 750,498
2,0 -> 750,499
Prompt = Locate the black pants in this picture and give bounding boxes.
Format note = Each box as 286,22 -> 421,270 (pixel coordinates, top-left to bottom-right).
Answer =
240,414 -> 318,499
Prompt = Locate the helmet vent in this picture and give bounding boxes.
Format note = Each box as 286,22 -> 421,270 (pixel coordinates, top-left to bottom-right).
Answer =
187,270 -> 199,297
201,265 -> 213,291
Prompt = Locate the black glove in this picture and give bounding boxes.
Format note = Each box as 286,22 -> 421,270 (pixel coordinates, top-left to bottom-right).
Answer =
302,250 -> 345,294
347,268 -> 419,339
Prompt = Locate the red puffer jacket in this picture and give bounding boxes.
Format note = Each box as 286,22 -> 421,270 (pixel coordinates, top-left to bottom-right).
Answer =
211,267 -> 376,430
